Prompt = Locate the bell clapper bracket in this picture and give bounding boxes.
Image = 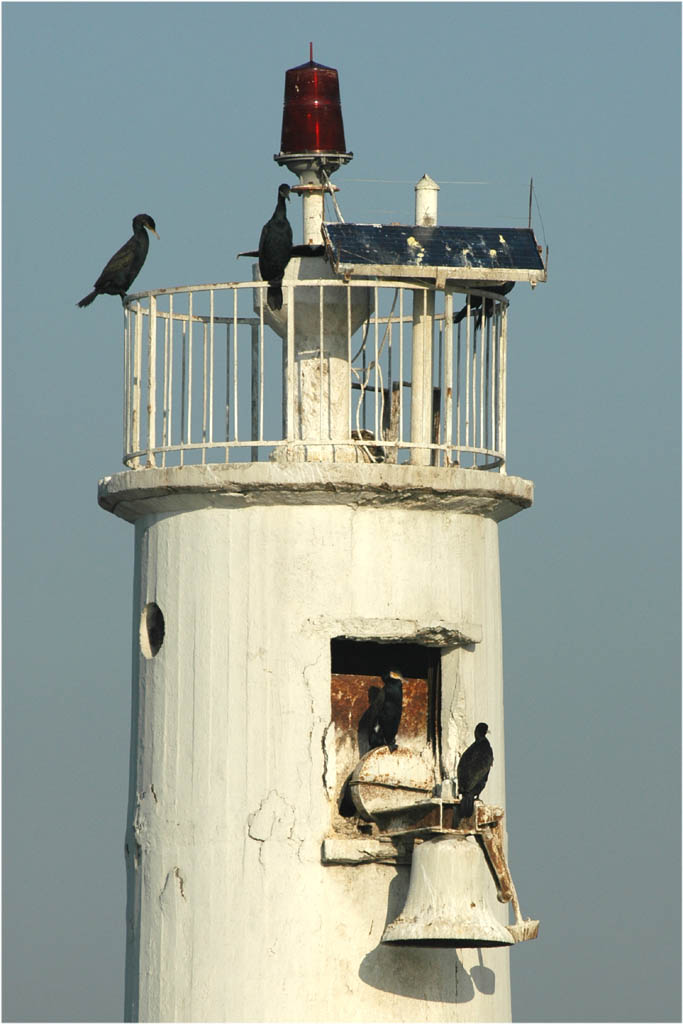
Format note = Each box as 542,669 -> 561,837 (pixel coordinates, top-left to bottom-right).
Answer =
471,804 -> 540,943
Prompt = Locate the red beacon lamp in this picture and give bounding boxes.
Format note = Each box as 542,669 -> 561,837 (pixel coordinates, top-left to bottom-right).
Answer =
275,46 -> 352,243
276,46 -> 353,173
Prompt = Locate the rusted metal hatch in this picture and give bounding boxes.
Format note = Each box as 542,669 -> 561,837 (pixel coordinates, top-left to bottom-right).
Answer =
330,639 -> 440,835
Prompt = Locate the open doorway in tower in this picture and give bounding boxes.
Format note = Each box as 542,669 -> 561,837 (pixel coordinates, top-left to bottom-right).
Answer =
330,639 -> 441,837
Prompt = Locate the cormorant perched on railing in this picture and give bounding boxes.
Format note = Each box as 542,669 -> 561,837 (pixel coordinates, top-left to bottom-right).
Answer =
453,282 -> 515,327
457,722 -> 493,820
77,214 -> 159,308
258,183 -> 293,311
367,669 -> 404,753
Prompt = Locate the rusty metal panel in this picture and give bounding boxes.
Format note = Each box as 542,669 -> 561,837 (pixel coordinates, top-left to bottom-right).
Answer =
331,672 -> 430,743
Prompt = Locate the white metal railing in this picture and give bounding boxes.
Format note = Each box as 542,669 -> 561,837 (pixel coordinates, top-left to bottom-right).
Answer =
122,278 -> 508,471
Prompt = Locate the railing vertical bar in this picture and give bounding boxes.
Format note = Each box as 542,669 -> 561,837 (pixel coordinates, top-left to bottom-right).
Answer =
180,319 -> 186,467
485,304 -> 492,456
233,294 -> 239,443
147,295 -> 157,466
319,285 -> 324,442
228,288 -> 236,459
286,283 -> 295,448
496,303 -> 503,458
251,324 -> 259,462
437,314 -> 444,465
167,296 -> 174,464
399,287 -> 404,449
374,284 -> 380,443
281,324 -> 287,443
225,322 -> 231,455
187,292 -> 194,452
161,313 -> 169,468
259,306 -> 265,443
479,299 -> 486,460
444,292 -> 454,466
474,311 -> 480,460
499,303 -> 508,473
347,285 -> 352,441
209,290 -> 215,446
123,305 -> 130,463
201,322 -> 208,465
455,321 -> 462,457
465,296 -> 471,462
361,316 -> 367,433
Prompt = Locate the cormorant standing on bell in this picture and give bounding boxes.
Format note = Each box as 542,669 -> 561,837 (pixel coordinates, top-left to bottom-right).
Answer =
258,183 -> 293,310
457,722 -> 493,820
77,214 -> 159,307
367,669 -> 403,752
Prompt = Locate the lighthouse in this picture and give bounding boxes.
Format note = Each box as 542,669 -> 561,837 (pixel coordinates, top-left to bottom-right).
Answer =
99,52 -> 546,1022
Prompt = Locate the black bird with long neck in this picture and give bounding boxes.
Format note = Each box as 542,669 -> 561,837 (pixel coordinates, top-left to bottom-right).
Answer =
258,183 -> 293,311
457,722 -> 493,821
367,669 -> 404,753
77,213 -> 159,307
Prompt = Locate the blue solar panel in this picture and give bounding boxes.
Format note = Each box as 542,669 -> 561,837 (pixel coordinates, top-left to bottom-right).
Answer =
323,223 -> 545,280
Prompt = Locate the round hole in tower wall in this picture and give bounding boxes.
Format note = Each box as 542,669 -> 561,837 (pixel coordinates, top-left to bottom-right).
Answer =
140,602 -> 165,659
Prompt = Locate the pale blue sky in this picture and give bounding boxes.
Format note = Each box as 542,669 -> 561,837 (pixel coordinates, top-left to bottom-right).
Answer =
3,3 -> 681,1021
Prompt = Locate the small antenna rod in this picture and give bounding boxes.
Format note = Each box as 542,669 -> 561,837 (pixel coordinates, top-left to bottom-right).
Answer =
528,177 -> 533,229
310,41 -> 313,62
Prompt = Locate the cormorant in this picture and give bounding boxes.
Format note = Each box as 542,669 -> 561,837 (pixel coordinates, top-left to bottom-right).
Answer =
457,722 -> 493,820
367,669 -> 404,753
77,214 -> 159,308
453,283 -> 515,327
258,183 -> 293,311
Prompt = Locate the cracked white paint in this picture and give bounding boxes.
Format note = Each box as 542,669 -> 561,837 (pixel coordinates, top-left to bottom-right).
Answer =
160,867 -> 186,905
117,473 -> 520,1022
248,790 -> 296,842
321,721 -> 335,798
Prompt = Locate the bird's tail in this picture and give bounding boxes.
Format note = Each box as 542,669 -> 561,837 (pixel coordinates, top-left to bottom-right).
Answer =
458,794 -> 475,821
77,290 -> 98,308
267,284 -> 283,311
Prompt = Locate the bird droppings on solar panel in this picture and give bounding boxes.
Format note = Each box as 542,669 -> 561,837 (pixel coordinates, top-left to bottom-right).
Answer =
406,236 -> 425,264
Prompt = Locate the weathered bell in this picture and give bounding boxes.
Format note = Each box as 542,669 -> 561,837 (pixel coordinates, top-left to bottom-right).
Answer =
382,835 -> 514,948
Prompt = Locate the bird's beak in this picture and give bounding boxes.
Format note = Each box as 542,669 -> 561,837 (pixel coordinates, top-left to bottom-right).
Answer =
151,228 -> 160,239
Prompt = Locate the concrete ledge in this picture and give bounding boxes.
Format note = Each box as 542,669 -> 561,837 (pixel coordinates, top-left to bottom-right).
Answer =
321,837 -> 413,865
98,462 -> 533,523
307,615 -> 482,646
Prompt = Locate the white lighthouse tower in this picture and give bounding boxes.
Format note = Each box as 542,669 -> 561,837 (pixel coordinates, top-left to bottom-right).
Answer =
99,52 -> 546,1022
